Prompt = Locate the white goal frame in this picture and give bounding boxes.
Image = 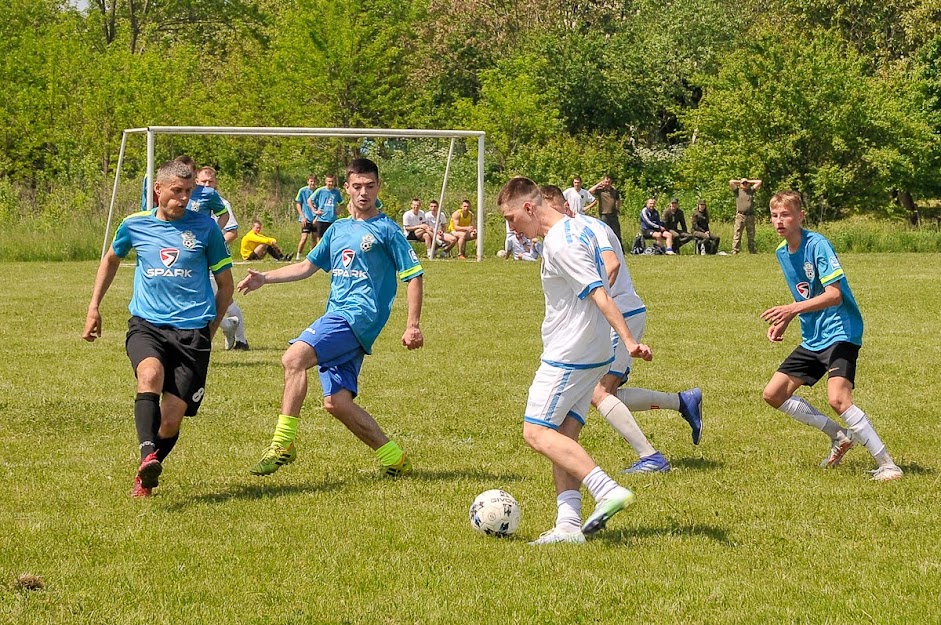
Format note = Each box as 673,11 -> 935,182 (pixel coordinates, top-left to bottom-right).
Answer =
103,125 -> 487,261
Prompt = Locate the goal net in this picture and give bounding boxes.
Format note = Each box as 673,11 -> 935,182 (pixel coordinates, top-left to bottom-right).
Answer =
103,125 -> 487,260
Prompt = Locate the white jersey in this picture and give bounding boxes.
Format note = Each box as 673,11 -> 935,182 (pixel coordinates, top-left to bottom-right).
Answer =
539,216 -> 613,367
563,187 -> 595,216
213,197 -> 238,233
402,209 -> 425,231
575,214 -> 644,315
424,209 -> 449,232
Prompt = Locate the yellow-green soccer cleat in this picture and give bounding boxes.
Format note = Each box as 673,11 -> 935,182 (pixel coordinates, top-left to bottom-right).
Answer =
249,443 -> 297,476
382,452 -> 412,478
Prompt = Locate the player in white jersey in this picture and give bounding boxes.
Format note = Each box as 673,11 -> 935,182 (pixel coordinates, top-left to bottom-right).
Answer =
542,186 -> 703,473
197,167 -> 250,350
498,176 -> 652,545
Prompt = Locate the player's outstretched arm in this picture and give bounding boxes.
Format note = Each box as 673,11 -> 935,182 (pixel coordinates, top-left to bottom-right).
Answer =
401,275 -> 424,350
83,249 -> 123,342
589,286 -> 652,361
238,259 -> 319,295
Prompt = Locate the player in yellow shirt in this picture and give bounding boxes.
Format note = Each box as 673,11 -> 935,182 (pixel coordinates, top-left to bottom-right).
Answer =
240,219 -> 290,261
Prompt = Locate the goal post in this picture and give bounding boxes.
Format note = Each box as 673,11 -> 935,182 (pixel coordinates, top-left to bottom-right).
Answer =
103,125 -> 487,260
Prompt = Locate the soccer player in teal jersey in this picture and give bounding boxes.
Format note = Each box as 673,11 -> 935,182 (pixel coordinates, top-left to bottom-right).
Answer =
238,158 -> 424,478
295,174 -> 319,259
761,191 -> 902,481
84,160 -> 234,497
309,173 -> 345,244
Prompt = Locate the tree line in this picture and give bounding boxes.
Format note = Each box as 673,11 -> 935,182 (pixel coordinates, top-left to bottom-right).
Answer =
2,0 -> 940,223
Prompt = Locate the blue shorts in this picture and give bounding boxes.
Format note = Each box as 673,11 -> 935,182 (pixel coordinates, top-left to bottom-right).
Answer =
291,313 -> 366,398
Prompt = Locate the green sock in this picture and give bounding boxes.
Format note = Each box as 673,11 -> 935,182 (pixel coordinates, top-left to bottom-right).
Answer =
375,440 -> 403,467
272,414 -> 300,448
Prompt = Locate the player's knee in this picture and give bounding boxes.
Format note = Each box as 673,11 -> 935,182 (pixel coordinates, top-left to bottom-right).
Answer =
591,386 -> 609,407
828,396 -> 852,415
522,422 -> 547,451
322,392 -> 351,417
762,385 -> 786,408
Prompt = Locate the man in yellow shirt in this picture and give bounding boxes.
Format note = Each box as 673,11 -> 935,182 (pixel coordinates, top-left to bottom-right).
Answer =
449,199 -> 477,259
240,219 -> 291,261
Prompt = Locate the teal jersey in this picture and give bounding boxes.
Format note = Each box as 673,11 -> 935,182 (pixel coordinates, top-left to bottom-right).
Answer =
311,187 -> 344,223
775,229 -> 863,350
186,185 -> 227,218
295,186 -> 317,222
112,209 -> 233,329
307,213 -> 423,353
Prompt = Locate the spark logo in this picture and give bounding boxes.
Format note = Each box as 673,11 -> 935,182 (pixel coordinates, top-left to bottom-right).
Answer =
341,249 -> 355,267
796,282 -> 811,299
160,248 -> 180,268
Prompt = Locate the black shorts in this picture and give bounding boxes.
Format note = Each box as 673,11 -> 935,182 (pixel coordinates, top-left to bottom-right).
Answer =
641,228 -> 662,238
316,221 -> 331,237
777,341 -> 860,388
300,220 -> 315,234
126,316 -> 212,416
405,230 -> 422,241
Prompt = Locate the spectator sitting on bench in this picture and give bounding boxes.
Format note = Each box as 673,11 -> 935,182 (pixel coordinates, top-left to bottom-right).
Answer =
640,198 -> 676,255
691,199 -> 721,254
402,198 -> 434,251
661,198 -> 695,252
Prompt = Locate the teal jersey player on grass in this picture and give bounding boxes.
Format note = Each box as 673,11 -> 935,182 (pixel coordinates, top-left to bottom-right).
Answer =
237,158 -> 425,480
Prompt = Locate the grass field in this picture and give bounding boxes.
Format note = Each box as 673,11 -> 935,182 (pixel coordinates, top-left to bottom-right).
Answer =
1,253 -> 939,624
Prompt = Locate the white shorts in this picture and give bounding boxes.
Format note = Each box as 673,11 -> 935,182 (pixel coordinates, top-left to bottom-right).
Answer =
608,311 -> 647,385
524,361 -> 607,429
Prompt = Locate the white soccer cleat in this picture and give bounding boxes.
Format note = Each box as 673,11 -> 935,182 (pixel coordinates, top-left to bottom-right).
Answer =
529,526 -> 586,545
820,436 -> 854,468
870,464 -> 903,482
220,316 -> 239,350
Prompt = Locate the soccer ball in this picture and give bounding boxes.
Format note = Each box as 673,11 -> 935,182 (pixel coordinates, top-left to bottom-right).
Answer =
496,249 -> 508,258
468,489 -> 521,537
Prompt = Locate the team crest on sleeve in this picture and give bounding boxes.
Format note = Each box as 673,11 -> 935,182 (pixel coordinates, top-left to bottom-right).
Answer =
803,262 -> 815,280
181,231 -> 197,249
408,248 -> 419,263
160,248 -> 180,267
829,256 -> 841,270
796,282 -> 811,299
341,248 -> 356,267
360,233 -> 375,252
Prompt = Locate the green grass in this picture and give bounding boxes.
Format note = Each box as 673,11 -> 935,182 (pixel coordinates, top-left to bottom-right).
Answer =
1,254 -> 939,624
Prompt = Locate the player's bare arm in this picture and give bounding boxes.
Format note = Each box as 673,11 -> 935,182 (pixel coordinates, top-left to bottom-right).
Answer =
600,250 -> 620,288
209,269 -> 234,338
589,286 -> 652,361
402,275 -> 424,350
237,259 -> 319,294
761,283 -> 843,327
83,249 -> 123,342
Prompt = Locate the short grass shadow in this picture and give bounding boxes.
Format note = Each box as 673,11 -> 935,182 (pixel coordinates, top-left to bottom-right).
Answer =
669,456 -> 725,471
595,522 -> 733,546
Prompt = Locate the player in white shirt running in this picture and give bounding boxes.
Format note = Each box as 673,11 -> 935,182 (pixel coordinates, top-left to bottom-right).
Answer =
498,176 -> 652,545
542,185 -> 703,476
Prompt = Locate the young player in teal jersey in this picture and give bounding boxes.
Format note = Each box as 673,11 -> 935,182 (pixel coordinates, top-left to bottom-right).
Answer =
140,156 -> 229,229
761,191 -> 902,482
238,158 -> 424,478
309,173 -> 345,244
84,160 -> 234,497
295,174 -> 319,259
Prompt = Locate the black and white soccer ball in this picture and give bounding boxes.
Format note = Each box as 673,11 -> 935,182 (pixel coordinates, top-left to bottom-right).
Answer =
468,489 -> 521,537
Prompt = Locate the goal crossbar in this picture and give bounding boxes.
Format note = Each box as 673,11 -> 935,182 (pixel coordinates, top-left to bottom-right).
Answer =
104,125 -> 487,261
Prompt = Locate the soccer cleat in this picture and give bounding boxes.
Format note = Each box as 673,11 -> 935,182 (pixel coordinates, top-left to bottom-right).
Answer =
622,451 -> 671,474
232,341 -> 250,351
249,443 -> 297,476
221,316 -> 239,350
582,486 -> 635,536
820,436 -> 854,468
678,387 -> 703,445
137,452 -> 162,489
529,526 -> 586,545
382,453 -> 412,478
666,249 -> 676,255
870,464 -> 903,482
131,475 -> 153,498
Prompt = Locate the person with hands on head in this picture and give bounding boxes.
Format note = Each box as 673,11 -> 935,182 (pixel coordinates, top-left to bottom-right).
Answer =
240,158 -> 424,480
84,159 -> 234,498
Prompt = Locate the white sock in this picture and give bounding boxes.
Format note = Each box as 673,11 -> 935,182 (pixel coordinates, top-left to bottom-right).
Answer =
582,466 -> 619,502
779,396 -> 843,439
228,303 -> 246,342
554,490 -> 582,531
842,405 -> 893,464
616,387 -> 680,412
598,395 -> 656,458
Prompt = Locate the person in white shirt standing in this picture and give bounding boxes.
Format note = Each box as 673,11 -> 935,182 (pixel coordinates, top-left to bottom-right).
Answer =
562,175 -> 596,216
497,176 -> 652,545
